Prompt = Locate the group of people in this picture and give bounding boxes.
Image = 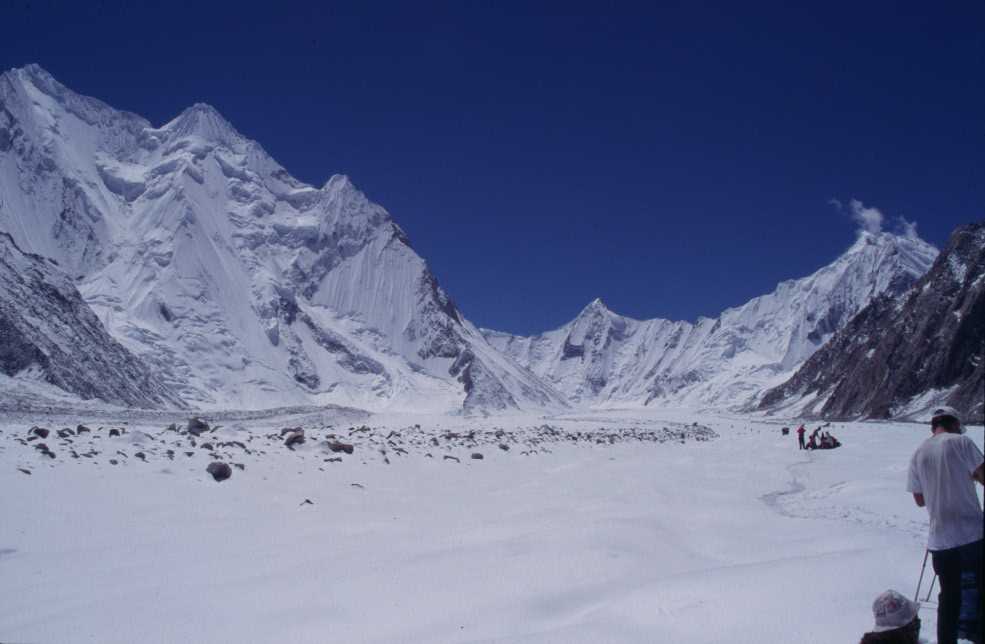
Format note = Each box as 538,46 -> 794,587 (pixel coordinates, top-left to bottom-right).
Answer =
858,406 -> 984,644
794,424 -> 841,450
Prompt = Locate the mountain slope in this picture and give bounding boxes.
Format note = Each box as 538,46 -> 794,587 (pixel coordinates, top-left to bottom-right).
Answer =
0,232 -> 182,408
0,64 -> 564,412
760,222 -> 984,422
485,231 -> 937,410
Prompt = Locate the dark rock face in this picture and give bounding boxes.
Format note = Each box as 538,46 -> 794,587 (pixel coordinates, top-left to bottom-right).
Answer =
761,223 -> 985,423
0,233 -> 184,409
206,462 -> 232,482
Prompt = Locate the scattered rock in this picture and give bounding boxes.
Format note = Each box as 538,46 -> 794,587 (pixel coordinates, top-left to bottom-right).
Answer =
279,427 -> 302,437
109,459 -> 119,465
30,427 -> 49,439
443,455 -> 460,463
284,429 -> 305,449
326,440 -> 354,454
186,417 -> 210,436
135,452 -> 146,462
76,425 -> 91,434
57,428 -> 74,438
109,428 -> 121,437
300,498 -> 314,506
233,463 -> 245,470
350,483 -> 365,489
471,452 -> 484,460
206,461 -> 232,482
498,443 -> 509,451
200,442 -> 214,451
17,468 -> 31,475
34,443 -> 55,459
325,457 -> 342,463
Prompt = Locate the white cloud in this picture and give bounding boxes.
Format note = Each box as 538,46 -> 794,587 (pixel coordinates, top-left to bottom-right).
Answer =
848,198 -> 883,234
897,216 -> 919,239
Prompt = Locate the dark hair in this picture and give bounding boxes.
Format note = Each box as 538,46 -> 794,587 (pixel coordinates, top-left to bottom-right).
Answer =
932,414 -> 960,433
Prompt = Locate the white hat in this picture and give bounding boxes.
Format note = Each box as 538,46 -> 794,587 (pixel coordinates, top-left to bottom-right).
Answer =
872,589 -> 920,632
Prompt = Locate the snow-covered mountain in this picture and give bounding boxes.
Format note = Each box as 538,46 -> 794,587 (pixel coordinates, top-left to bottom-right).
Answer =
760,222 -> 984,422
0,64 -> 565,413
484,230 -> 938,410
0,232 -> 182,408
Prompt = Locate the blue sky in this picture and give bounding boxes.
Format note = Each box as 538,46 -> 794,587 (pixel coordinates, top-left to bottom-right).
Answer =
3,1 -> 982,334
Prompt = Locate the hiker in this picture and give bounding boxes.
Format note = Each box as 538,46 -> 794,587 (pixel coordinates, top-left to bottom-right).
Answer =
806,434 -> 817,450
859,589 -> 921,644
797,425 -> 806,449
907,406 -> 984,644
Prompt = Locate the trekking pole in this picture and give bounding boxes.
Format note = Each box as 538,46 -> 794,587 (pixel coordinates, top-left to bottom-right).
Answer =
923,573 -> 937,603
915,549 -> 930,602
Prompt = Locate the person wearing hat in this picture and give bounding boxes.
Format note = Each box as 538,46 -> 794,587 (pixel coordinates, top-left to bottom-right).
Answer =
907,406 -> 984,644
859,589 -> 922,643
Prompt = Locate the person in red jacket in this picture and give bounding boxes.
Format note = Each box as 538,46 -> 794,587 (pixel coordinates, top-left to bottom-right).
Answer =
796,425 -> 806,450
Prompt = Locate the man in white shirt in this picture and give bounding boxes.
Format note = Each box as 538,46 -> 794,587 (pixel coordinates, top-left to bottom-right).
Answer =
907,406 -> 984,644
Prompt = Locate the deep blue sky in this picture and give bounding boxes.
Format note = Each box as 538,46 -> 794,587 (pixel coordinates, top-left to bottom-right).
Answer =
3,1 -> 982,334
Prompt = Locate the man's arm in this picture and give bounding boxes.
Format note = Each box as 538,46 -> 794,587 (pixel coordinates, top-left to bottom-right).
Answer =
973,463 -> 984,486
913,493 -> 925,507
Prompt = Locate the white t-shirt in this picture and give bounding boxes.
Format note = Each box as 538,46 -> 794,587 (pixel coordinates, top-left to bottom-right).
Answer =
907,432 -> 984,551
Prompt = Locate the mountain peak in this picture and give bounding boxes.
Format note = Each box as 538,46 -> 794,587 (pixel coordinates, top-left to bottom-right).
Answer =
163,102 -> 241,144
580,297 -> 611,316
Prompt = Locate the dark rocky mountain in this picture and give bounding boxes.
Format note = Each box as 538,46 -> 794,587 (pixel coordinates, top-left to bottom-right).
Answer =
760,222 -> 985,423
0,232 -> 184,408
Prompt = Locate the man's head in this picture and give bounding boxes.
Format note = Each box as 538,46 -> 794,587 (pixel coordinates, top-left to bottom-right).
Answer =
931,406 -> 963,434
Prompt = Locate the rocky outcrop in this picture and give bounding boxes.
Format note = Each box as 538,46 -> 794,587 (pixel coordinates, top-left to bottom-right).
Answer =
0,232 -> 184,409
760,222 -> 985,423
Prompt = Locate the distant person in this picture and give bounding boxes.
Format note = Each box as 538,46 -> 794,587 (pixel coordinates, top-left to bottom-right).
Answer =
858,589 -> 921,644
806,434 -> 817,450
797,425 -> 806,450
907,406 -> 984,644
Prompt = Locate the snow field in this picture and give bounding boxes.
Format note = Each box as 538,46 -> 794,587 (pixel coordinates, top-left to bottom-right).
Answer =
0,411 -> 981,643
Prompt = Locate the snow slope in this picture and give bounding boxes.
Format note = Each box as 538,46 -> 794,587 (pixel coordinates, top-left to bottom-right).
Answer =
485,230 -> 937,410
0,64 -> 564,413
0,408 -> 978,643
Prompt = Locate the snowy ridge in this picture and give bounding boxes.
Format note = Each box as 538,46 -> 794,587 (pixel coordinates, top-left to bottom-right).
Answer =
485,231 -> 937,410
0,64 -> 565,413
760,221 -> 984,422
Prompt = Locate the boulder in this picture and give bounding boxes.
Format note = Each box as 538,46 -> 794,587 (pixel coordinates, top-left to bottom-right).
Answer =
186,417 -> 210,436
326,440 -> 354,454
206,461 -> 232,482
471,452 -> 484,460
30,427 -> 49,439
284,429 -> 305,449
